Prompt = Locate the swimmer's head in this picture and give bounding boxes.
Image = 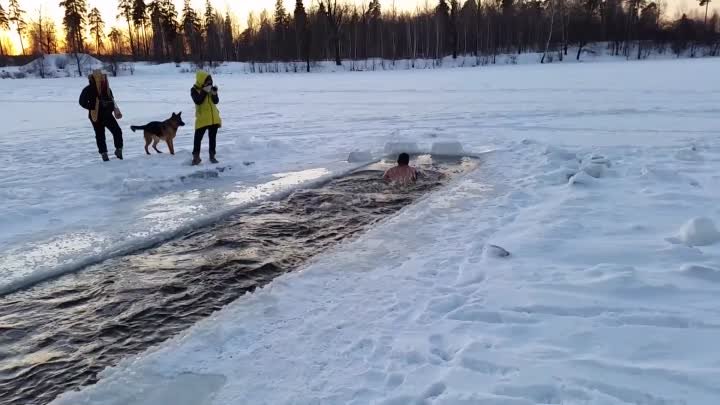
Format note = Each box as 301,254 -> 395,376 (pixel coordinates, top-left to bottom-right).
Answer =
397,153 -> 410,166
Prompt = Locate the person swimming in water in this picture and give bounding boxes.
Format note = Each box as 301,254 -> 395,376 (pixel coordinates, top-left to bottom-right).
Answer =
383,153 -> 418,185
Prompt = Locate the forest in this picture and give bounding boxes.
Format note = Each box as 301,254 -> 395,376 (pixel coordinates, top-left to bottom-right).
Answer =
1,0 -> 718,70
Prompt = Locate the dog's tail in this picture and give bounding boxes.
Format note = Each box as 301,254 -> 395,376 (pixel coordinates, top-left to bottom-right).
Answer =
130,125 -> 146,132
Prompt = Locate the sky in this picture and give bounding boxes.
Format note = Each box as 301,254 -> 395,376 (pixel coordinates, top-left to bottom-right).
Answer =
2,0 -> 718,54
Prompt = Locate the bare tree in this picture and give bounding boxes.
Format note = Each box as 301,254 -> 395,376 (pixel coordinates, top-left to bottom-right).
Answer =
323,0 -> 347,65
28,7 -> 52,77
29,7 -> 57,55
576,0 -> 600,59
541,0 -> 555,63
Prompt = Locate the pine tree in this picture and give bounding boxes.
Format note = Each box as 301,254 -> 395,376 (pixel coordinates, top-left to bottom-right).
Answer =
147,1 -> 164,59
182,0 -> 201,57
118,0 -> 136,57
323,0 -> 347,66
274,0 -> 289,60
88,7 -> 105,54
204,0 -> 213,27
204,0 -> 220,62
108,27 -> 123,54
59,0 -> 87,75
160,0 -> 179,60
459,0 -> 478,55
0,4 -> 9,56
435,0 -> 450,58
294,0 -> 311,71
223,11 -> 234,60
60,0 -> 86,52
9,0 -> 26,55
450,0 -> 459,58
369,0 -> 382,57
700,0 -> 712,26
132,0 -> 148,56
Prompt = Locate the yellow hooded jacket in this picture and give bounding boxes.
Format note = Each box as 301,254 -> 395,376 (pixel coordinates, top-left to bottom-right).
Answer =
191,70 -> 222,130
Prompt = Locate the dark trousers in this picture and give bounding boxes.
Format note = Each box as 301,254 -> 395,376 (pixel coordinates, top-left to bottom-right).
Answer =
93,117 -> 123,154
193,125 -> 219,156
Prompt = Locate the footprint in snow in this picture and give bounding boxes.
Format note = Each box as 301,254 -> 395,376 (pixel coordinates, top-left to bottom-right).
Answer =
484,244 -> 511,258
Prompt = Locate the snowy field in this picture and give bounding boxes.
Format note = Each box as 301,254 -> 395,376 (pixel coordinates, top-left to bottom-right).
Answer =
2,57 -> 720,404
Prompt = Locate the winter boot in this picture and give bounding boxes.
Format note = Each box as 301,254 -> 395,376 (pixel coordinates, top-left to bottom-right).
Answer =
209,154 -> 219,164
101,153 -> 110,162
115,148 -> 123,160
192,153 -> 202,166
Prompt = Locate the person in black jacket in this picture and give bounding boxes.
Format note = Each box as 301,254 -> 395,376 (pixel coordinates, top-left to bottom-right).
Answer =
79,70 -> 124,162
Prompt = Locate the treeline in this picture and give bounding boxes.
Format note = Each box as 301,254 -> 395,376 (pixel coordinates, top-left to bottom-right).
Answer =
1,0 -> 719,68
107,0 -> 720,66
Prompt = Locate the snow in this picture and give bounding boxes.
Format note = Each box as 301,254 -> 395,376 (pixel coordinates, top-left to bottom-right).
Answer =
348,150 -> 374,163
88,43 -> 719,78
19,53 -> 104,78
674,217 -> 720,247
2,56 -> 720,404
431,141 -> 465,156
385,142 -> 421,155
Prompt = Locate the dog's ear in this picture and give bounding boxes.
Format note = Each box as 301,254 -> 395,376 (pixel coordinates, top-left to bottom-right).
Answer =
178,111 -> 182,117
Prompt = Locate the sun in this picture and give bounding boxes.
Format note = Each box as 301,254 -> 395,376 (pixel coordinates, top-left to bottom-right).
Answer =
2,31 -> 22,56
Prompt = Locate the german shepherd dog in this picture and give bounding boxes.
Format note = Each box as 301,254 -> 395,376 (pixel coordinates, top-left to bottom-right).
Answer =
130,112 -> 186,155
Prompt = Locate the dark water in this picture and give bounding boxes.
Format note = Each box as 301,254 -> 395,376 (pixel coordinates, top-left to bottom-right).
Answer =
0,157 -> 477,405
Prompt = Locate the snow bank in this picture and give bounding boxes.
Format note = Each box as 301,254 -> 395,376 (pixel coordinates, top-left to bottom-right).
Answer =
348,151 -> 373,163
568,170 -> 597,186
431,141 -> 464,156
675,217 -> 720,247
124,43 -> 720,78
680,264 -> 720,282
20,53 -> 104,78
675,147 -> 704,162
384,142 -> 420,155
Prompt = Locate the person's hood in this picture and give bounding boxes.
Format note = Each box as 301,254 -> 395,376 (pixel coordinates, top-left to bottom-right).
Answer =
195,70 -> 211,88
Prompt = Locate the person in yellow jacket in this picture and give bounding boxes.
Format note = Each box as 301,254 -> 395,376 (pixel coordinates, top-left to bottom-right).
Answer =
191,70 -> 222,165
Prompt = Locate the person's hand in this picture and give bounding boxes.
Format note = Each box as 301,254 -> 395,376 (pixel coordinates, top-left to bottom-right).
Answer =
114,108 -> 123,120
211,86 -> 218,94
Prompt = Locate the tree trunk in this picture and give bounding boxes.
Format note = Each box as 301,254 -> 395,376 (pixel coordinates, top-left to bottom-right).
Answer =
126,16 -> 136,59
18,31 -> 25,56
143,23 -> 150,56
576,42 -> 584,60
75,52 -> 82,77
334,34 -> 341,65
542,0 -> 555,64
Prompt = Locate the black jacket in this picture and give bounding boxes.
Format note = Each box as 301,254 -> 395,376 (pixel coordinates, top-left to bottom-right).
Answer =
79,84 -> 116,122
190,87 -> 220,106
